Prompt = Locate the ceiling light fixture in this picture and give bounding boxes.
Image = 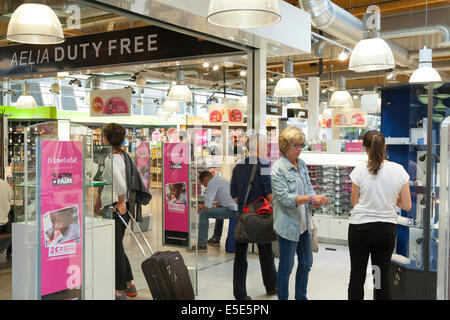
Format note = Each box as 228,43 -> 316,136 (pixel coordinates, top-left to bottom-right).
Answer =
207,0 -> 281,29
161,100 -> 180,113
168,70 -> 192,103
213,64 -> 220,71
409,0 -> 442,83
16,83 -> 37,109
240,70 -> 247,77
349,5 -> 395,72
50,83 -> 60,94
274,60 -> 302,97
135,74 -> 147,86
329,76 -> 353,107
7,3 -> 64,44
408,46 -> 441,83
202,62 -> 210,68
338,50 -> 349,61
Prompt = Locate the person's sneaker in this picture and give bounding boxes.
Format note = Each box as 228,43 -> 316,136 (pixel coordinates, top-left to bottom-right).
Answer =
187,244 -> 208,252
125,284 -> 138,297
207,238 -> 220,247
115,292 -> 127,300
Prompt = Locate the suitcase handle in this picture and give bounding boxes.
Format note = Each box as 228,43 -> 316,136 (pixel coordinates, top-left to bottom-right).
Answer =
116,210 -> 154,258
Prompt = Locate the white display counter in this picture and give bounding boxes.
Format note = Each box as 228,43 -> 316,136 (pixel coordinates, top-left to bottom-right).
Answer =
12,217 -> 115,300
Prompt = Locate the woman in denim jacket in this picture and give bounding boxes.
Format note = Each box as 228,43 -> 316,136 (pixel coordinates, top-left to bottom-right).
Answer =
271,126 -> 329,300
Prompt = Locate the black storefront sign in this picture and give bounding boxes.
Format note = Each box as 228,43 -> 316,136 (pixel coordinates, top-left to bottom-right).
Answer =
0,25 -> 241,76
266,104 -> 282,116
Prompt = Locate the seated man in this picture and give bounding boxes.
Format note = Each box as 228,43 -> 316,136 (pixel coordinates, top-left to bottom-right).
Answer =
188,171 -> 238,252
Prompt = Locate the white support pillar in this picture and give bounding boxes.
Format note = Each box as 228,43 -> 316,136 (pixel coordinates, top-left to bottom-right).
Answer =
307,77 -> 320,141
247,49 -> 267,134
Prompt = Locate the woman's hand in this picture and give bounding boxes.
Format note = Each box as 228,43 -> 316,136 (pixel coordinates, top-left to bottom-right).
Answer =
115,201 -> 127,215
313,194 -> 330,206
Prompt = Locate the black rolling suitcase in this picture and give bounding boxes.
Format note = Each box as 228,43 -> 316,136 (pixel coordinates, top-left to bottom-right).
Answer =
116,211 -> 195,300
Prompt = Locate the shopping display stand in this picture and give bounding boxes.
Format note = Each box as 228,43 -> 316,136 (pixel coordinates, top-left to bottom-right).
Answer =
437,116 -> 450,300
11,121 -> 115,300
381,84 -> 450,299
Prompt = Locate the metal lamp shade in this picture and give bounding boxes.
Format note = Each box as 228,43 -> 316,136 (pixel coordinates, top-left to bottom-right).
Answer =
16,95 -> 37,109
274,77 -> 302,97
409,48 -> 441,83
162,100 -> 180,113
207,0 -> 281,29
330,90 -> 353,108
167,85 -> 192,103
7,3 -> 64,44
349,38 -> 395,72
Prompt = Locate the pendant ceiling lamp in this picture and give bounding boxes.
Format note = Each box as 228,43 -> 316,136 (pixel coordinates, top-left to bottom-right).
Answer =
16,83 -> 37,109
349,5 -> 395,72
329,76 -> 353,107
7,3 -> 64,44
409,1 -> 441,83
207,0 -> 281,29
162,100 -> 180,113
409,47 -> 441,83
167,70 -> 192,103
274,60 -> 302,98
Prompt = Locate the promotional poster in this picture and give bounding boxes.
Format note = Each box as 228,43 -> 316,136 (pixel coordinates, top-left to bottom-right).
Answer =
136,141 -> 150,190
90,89 -> 131,117
163,143 -> 189,247
38,140 -> 83,300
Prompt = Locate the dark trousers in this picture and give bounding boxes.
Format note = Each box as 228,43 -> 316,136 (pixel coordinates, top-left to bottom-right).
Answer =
114,210 -> 134,291
233,240 -> 277,300
348,222 -> 396,300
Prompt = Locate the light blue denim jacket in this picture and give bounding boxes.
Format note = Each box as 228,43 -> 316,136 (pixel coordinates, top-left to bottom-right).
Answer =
272,156 -> 315,241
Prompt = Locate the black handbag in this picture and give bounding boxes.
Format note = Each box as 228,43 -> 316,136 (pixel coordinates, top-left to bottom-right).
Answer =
234,164 -> 277,244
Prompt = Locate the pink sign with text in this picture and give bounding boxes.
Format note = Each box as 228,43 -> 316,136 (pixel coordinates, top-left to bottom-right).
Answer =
345,142 -> 363,153
163,143 -> 189,247
136,142 -> 150,190
39,140 -> 83,299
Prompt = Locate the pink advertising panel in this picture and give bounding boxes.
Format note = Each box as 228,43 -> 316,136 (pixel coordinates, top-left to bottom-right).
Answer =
163,143 -> 189,247
38,140 -> 83,300
136,142 -> 150,190
345,142 -> 363,153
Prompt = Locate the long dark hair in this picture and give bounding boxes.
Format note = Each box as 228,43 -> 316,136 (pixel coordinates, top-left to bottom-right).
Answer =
102,123 -> 126,152
363,130 -> 385,175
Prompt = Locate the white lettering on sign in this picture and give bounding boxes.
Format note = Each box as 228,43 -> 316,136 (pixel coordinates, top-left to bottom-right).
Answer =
120,38 -> 131,54
148,34 -> 158,51
92,41 -> 102,58
108,39 -> 117,56
66,265 -> 81,289
8,34 -> 160,69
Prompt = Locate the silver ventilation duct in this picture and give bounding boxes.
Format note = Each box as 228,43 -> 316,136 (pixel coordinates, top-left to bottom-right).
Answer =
300,0 -> 416,69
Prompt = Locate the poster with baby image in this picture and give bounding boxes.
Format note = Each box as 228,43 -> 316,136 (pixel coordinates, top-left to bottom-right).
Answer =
43,205 -> 81,252
38,140 -> 83,300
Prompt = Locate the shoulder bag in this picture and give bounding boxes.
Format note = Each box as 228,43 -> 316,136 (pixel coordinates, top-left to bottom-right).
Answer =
234,164 -> 277,244
310,214 -> 319,253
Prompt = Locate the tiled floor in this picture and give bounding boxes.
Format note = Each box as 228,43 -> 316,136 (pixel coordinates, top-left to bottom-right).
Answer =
0,220 -> 374,300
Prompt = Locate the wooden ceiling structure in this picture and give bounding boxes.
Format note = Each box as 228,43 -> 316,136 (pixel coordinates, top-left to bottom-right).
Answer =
0,0 -> 449,91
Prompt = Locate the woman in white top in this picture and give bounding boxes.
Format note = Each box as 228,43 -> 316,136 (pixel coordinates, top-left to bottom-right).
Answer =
348,130 -> 411,300
102,123 -> 137,300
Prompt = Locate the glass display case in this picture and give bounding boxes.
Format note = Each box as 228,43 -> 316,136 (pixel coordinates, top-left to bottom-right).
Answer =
11,121 -> 115,300
381,83 -> 450,299
88,145 -> 113,220
308,165 -> 354,217
438,116 -> 450,300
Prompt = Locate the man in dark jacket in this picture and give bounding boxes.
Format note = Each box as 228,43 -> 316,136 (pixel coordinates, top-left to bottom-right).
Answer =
230,133 -> 277,300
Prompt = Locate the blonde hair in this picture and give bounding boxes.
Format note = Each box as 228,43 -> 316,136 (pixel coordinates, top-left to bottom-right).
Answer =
279,126 -> 306,155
